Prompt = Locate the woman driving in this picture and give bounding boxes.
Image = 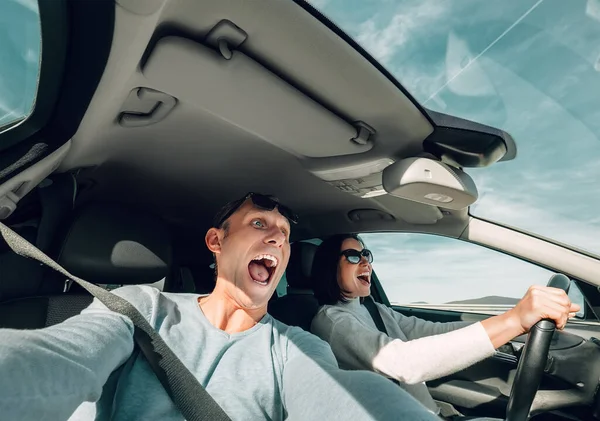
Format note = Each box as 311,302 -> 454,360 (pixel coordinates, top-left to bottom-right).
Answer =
310,234 -> 579,414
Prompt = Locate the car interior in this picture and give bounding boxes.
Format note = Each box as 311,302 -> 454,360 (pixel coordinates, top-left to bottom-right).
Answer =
2,0 -> 600,420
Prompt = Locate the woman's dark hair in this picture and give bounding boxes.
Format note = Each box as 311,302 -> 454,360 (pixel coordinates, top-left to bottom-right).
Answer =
312,233 -> 364,306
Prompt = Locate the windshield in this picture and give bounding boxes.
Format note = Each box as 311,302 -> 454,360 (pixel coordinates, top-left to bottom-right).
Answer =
311,0 -> 600,256
0,0 -> 41,131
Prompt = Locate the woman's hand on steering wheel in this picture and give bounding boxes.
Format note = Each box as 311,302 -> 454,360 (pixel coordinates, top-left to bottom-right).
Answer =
508,285 -> 580,334
504,276 -> 577,421
481,285 -> 580,349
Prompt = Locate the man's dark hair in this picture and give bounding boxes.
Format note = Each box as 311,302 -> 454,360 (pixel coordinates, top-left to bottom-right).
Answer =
212,198 -> 243,232
312,233 -> 364,306
212,192 -> 285,231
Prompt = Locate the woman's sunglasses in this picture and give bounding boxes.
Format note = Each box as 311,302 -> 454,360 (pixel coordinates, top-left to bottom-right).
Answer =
213,192 -> 299,228
340,249 -> 374,264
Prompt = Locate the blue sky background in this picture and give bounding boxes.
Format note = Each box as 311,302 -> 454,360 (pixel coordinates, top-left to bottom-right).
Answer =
311,0 -> 600,304
0,0 -> 40,128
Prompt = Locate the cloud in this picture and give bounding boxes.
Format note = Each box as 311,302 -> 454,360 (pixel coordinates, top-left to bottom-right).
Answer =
462,55 -> 600,254
0,108 -> 20,127
388,61 -> 447,105
14,0 -> 38,13
355,0 -> 450,64
587,0 -> 600,22
361,232 -> 552,304
409,26 -> 600,255
308,0 -> 332,9
0,99 -> 11,114
471,176 -> 600,253
23,48 -> 38,64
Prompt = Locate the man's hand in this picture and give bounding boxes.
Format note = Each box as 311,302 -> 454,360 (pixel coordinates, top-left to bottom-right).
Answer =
508,285 -> 580,334
481,285 -> 580,349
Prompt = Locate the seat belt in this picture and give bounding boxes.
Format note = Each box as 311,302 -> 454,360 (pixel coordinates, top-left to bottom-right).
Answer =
363,296 -> 404,387
363,295 -> 388,335
0,221 -> 231,421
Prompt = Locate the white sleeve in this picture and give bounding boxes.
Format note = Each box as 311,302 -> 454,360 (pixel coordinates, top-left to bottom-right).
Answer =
313,310 -> 495,385
372,322 -> 496,384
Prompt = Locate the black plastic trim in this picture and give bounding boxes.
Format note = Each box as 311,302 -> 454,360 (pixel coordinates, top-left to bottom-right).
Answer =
391,305 -> 465,323
427,109 -> 517,163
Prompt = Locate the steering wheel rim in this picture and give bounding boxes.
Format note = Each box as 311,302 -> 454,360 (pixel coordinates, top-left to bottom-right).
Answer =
504,274 -> 570,421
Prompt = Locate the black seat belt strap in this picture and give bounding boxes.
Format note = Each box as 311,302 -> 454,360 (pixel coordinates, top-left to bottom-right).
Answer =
363,296 -> 404,386
363,295 -> 388,335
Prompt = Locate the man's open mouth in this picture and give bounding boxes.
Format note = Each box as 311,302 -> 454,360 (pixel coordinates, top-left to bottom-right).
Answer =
248,254 -> 278,286
357,272 -> 370,285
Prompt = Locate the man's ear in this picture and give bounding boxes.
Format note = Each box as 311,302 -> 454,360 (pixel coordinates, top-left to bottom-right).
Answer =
205,228 -> 222,254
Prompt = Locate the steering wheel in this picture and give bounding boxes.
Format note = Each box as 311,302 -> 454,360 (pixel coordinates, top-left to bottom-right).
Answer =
504,274 -> 571,421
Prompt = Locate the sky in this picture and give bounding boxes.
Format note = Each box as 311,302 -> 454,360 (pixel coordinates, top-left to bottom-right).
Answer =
360,232 -> 555,304
310,0 -> 600,304
0,0 -> 40,129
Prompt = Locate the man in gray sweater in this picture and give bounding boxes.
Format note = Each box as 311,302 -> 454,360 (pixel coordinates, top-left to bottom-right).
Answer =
0,193 -> 450,421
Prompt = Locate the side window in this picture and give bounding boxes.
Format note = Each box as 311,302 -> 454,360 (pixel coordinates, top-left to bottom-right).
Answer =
0,0 -> 41,130
361,233 -> 559,314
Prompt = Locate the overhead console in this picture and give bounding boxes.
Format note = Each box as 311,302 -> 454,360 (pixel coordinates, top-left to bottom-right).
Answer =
309,158 -> 395,199
307,156 -> 478,211
304,112 -> 514,209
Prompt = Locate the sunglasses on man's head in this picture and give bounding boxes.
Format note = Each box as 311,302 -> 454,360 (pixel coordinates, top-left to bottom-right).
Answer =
213,192 -> 299,228
340,249 -> 374,264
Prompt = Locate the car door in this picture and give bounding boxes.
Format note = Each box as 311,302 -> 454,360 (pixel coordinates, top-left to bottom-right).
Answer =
0,0 -> 116,310
363,231 -> 600,420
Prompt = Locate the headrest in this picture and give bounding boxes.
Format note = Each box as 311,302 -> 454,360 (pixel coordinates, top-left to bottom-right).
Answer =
286,242 -> 318,291
58,204 -> 172,285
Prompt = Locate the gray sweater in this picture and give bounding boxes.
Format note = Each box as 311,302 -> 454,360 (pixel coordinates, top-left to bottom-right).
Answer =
311,297 -> 496,413
0,285 -> 445,421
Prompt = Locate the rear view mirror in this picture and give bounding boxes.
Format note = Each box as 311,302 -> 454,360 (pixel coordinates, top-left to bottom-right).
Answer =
382,157 -> 478,210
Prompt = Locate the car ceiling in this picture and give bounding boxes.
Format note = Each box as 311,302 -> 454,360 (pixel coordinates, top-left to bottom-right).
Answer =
50,0 -> 476,239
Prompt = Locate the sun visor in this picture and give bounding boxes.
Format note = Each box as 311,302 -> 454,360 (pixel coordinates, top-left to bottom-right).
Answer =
382,157 -> 478,210
141,36 -> 373,158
